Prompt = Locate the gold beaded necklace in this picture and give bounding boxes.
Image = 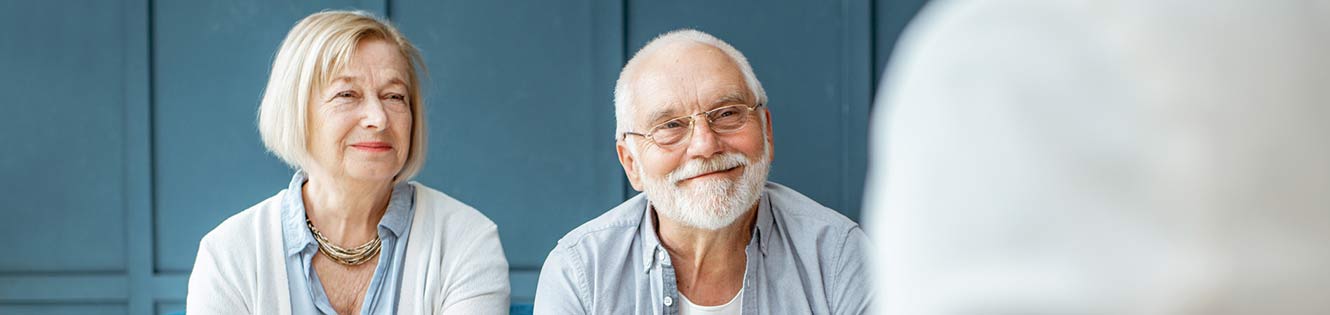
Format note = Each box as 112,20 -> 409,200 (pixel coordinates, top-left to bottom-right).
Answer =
306,219 -> 381,266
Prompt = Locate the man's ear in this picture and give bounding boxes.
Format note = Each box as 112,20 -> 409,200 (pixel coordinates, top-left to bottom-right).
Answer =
616,139 -> 645,191
763,108 -> 775,159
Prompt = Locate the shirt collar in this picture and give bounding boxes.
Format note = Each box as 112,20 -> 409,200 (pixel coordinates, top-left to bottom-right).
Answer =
639,198 -> 664,272
282,171 -> 315,256
379,180 -> 415,238
639,185 -> 775,272
280,170 -> 416,256
754,188 -> 774,255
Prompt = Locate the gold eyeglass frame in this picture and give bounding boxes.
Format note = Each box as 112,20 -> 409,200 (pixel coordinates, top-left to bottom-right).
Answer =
621,103 -> 765,148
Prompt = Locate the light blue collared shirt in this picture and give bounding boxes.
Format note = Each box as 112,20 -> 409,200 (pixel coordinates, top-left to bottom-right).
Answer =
534,182 -> 873,315
280,171 -> 416,315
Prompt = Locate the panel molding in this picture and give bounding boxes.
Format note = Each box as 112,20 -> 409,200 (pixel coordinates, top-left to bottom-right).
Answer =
509,270 -> 540,304
125,0 -> 155,313
598,0 -> 631,202
151,273 -> 188,301
841,0 -> 874,219
0,303 -> 128,315
0,274 -> 128,302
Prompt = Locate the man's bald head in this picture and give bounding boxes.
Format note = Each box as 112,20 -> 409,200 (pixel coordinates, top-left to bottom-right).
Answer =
614,29 -> 767,141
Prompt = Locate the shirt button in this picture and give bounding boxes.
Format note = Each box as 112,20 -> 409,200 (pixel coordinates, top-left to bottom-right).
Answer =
663,296 -> 674,306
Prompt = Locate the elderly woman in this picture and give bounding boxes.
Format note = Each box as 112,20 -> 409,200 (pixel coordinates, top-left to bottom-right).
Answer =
186,11 -> 509,314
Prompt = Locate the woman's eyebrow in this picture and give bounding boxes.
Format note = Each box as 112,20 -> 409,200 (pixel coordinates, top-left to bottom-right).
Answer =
323,76 -> 355,88
381,77 -> 407,89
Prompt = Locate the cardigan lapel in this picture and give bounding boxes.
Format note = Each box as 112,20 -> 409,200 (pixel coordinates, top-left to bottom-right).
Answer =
266,190 -> 295,314
398,181 -> 436,313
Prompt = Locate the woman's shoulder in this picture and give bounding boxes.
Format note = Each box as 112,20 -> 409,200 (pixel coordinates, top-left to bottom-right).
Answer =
189,190 -> 291,312
399,183 -> 510,311
198,190 -> 287,253
409,182 -> 498,229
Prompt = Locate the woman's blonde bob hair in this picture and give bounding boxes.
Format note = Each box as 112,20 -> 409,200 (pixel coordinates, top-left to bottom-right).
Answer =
258,10 -> 427,183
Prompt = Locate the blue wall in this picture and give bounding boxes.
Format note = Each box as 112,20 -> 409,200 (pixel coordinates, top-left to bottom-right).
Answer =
0,0 -> 927,313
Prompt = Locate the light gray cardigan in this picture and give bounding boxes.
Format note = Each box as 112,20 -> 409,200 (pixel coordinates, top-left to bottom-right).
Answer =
186,182 -> 510,314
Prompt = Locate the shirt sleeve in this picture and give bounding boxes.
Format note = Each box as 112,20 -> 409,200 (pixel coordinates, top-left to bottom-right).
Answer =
186,235 -> 251,315
533,244 -> 589,315
438,221 -> 511,314
832,226 -> 873,315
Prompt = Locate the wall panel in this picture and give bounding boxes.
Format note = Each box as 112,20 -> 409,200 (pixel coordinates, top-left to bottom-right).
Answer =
0,0 -> 129,274
0,0 -> 927,308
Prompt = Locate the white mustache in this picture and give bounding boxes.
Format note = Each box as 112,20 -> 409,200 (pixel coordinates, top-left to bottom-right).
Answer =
666,153 -> 750,183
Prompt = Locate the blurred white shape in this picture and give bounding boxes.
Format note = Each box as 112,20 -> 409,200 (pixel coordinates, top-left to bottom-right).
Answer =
865,0 -> 1330,314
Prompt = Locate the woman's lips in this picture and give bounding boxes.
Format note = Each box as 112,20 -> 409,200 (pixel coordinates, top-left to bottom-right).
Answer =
350,142 -> 392,153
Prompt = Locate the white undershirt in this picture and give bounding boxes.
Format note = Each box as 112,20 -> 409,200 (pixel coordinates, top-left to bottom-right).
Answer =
679,287 -> 744,315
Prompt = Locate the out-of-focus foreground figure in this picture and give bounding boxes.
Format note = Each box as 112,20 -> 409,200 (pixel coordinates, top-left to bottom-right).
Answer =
866,0 -> 1330,314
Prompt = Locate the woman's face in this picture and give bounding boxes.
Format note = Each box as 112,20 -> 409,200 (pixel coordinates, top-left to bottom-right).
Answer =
306,37 -> 413,183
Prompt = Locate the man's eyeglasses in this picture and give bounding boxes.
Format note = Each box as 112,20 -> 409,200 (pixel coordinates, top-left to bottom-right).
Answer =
621,103 -> 764,149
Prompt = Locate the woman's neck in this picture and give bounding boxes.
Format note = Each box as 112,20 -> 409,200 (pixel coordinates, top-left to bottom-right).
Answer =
301,173 -> 394,246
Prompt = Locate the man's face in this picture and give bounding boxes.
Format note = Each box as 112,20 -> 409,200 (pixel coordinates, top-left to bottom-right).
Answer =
616,42 -> 774,230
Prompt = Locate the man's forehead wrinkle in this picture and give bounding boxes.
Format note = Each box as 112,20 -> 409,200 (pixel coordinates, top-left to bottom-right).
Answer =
694,86 -> 703,115
710,90 -> 748,106
625,40 -> 750,132
644,106 -> 679,127
635,69 -> 689,103
637,70 -> 741,125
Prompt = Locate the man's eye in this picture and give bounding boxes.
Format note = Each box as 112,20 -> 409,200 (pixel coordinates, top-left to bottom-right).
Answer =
661,121 -> 686,129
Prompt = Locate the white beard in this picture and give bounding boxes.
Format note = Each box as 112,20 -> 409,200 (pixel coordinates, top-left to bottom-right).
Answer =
638,143 -> 771,230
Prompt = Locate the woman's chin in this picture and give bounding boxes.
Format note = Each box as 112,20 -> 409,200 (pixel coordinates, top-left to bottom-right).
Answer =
340,163 -> 403,182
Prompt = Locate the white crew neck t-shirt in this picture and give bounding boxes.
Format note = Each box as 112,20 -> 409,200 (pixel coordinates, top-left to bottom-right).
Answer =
679,287 -> 743,315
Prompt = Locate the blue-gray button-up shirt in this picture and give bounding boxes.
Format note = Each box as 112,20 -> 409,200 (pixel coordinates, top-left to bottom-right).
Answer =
280,171 -> 416,314
534,182 -> 872,315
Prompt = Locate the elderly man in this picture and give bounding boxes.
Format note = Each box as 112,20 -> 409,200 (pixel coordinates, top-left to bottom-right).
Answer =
533,29 -> 871,315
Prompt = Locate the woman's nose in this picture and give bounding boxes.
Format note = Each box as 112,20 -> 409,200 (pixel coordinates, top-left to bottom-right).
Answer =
361,98 -> 388,130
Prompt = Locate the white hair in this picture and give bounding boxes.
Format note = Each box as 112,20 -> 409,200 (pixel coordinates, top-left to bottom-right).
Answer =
614,29 -> 768,140
638,139 -> 772,230
257,10 -> 428,183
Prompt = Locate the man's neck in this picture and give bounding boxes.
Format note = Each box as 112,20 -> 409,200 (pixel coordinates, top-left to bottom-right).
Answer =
302,172 -> 393,246
654,202 -> 759,306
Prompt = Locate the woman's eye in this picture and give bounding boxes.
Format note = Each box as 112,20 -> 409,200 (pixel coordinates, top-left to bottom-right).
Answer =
383,94 -> 409,107
335,91 -> 356,99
